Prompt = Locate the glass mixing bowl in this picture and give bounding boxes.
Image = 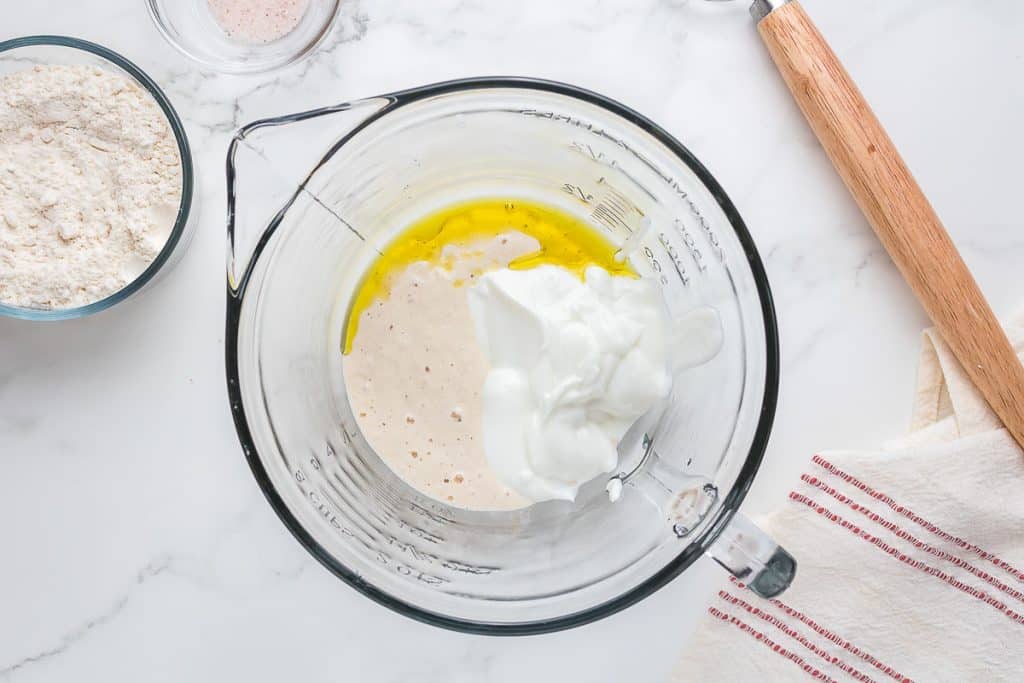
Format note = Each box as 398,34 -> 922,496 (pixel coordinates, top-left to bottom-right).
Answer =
225,78 -> 791,634
0,36 -> 197,321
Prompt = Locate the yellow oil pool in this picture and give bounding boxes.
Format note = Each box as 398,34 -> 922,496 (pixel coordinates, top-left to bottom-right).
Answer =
343,198 -> 633,353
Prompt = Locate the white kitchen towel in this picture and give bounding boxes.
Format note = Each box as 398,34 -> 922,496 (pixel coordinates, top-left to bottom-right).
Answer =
674,314 -> 1024,682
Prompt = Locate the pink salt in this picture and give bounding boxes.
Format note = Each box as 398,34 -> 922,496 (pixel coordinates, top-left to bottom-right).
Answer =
208,0 -> 311,44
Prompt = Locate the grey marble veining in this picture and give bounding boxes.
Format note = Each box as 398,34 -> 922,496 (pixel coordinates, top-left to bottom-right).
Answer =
1,1 -> 1022,680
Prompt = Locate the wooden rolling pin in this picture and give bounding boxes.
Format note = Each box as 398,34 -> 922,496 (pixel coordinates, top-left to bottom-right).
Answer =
751,0 -> 1024,448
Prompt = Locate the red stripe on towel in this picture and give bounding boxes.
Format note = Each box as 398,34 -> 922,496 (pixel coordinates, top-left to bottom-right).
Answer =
801,473 -> 1024,606
727,578 -> 912,682
789,492 -> 1024,627
707,605 -> 838,682
812,455 -> 1024,583
719,591 -> 876,682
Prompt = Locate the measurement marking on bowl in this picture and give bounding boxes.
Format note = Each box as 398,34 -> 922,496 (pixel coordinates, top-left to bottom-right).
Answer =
385,535 -> 439,564
442,559 -> 496,576
560,176 -> 647,241
569,140 -> 604,162
673,219 -> 709,274
395,517 -> 443,545
566,129 -> 727,275
374,552 -> 447,586
561,183 -> 593,203
675,198 -> 725,265
307,488 -> 349,533
292,465 -> 357,536
641,246 -> 668,285
599,182 -> 629,216
658,232 -> 690,286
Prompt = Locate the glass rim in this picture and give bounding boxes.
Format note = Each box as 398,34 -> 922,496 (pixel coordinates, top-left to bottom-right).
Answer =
224,76 -> 781,635
144,0 -> 342,75
0,35 -> 195,321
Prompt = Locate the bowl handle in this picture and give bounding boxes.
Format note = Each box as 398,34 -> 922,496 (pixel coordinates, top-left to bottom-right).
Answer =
707,512 -> 796,598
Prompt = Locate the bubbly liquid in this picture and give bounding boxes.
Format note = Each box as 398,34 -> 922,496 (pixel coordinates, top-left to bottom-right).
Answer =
342,199 -> 629,510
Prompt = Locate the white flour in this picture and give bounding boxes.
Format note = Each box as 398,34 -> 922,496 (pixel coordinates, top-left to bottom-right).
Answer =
0,64 -> 182,309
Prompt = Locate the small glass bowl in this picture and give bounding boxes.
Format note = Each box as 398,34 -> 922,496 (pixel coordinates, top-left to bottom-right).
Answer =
0,36 -> 197,322
146,0 -> 341,74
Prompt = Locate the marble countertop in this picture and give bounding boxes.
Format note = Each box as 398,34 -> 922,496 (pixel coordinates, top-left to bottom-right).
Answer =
2,1 -> 1022,680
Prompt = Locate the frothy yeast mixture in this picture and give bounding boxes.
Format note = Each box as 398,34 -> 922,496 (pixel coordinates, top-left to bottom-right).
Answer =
342,200 -> 632,511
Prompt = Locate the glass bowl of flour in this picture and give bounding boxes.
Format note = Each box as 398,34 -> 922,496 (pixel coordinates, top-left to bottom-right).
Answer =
146,0 -> 341,74
0,36 -> 196,321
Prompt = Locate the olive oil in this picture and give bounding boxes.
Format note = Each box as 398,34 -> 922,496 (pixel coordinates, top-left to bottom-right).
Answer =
344,198 -> 631,353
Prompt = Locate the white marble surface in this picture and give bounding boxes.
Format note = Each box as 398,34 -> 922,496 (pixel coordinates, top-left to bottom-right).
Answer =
2,0 -> 1022,680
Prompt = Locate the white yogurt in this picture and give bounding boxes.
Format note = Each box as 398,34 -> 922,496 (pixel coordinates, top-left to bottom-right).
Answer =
467,265 -> 678,503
